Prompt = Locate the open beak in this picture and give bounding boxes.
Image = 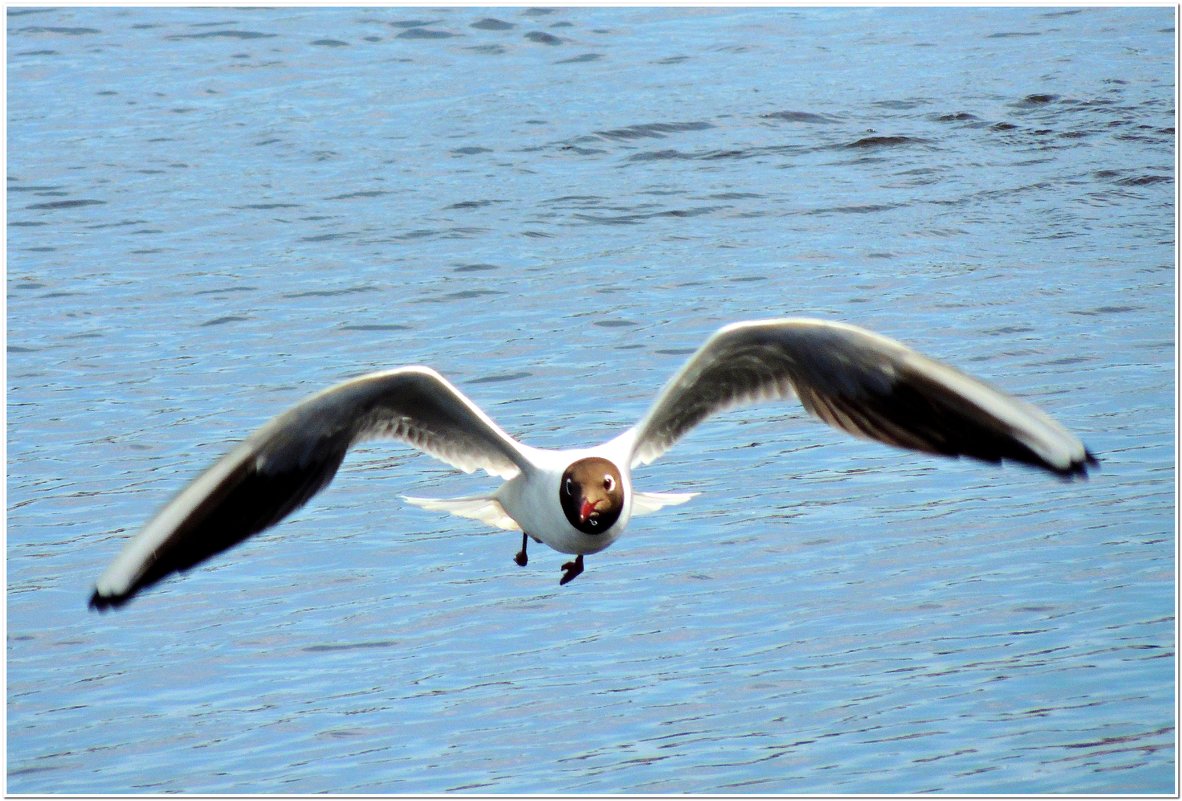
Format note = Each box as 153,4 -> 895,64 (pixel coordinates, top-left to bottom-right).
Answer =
579,498 -> 600,524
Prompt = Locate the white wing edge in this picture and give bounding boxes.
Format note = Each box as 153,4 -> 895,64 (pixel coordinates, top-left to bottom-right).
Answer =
92,437 -> 260,599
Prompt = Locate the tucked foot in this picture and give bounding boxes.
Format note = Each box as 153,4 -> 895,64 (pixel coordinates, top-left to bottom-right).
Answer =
559,554 -> 584,586
514,532 -> 529,567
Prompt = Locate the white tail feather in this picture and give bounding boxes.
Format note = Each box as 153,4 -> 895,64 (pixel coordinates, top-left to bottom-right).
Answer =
631,490 -> 698,516
402,495 -> 521,531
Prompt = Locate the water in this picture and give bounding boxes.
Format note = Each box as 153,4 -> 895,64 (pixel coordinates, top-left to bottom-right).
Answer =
7,6 -> 1174,794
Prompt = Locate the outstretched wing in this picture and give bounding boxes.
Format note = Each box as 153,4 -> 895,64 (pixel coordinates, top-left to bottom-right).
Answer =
90,366 -> 527,609
627,318 -> 1097,477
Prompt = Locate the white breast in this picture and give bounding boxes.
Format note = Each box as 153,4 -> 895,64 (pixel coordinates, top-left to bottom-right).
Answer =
495,443 -> 634,556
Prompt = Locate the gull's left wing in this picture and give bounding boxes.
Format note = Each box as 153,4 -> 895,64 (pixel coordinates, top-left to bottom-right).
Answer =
626,318 -> 1097,477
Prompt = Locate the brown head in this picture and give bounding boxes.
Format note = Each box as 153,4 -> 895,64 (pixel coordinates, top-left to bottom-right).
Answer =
559,457 -> 624,535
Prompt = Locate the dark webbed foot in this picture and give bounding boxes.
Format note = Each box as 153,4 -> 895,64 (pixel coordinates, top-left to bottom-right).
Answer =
514,532 -> 529,567
559,554 -> 584,586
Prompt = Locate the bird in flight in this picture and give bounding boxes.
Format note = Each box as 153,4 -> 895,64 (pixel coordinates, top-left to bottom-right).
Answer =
89,318 -> 1096,609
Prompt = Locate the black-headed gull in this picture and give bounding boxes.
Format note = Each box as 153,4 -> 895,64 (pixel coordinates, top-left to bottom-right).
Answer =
89,318 -> 1096,609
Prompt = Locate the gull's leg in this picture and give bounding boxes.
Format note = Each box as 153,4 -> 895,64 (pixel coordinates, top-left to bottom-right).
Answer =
514,532 -> 529,567
559,554 -> 584,586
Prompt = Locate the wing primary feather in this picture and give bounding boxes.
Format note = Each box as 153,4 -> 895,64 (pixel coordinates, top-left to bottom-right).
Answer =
90,366 -> 527,609
628,318 -> 1096,477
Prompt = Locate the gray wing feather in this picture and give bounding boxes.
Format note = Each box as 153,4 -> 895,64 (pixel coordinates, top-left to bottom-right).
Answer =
90,366 -> 525,609
628,318 -> 1097,476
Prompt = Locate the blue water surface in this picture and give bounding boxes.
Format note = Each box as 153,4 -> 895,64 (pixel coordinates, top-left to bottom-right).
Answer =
7,6 -> 1175,794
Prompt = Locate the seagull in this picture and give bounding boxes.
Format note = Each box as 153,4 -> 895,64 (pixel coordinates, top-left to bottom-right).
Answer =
88,318 -> 1097,609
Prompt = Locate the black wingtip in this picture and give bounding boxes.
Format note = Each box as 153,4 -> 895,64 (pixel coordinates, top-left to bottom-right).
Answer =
88,589 -> 127,612
1055,448 -> 1099,481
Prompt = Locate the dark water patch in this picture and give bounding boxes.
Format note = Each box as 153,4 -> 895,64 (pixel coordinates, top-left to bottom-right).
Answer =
471,18 -> 514,31
628,149 -> 689,162
933,112 -> 978,122
194,285 -> 259,296
466,44 -> 506,55
808,203 -> 901,215
872,98 -> 928,110
200,315 -> 250,327
1032,355 -> 1093,367
991,121 -> 1018,131
1014,93 -> 1059,107
1117,174 -> 1171,187
841,135 -> 927,149
1069,305 -> 1141,316
596,121 -> 714,140
557,53 -> 602,64
444,289 -> 504,301
761,110 -> 840,124
702,149 -> 752,160
338,323 -> 412,332
545,194 -> 605,205
451,146 -> 492,156
168,30 -> 276,40
8,765 -> 64,779
282,286 -> 376,299
304,640 -> 399,653
573,205 -> 720,225
525,31 -> 564,45
14,49 -> 60,56
1094,170 -> 1172,187
445,199 -> 500,210
453,263 -> 500,273
311,39 -> 349,48
594,319 -> 638,328
15,26 -> 100,35
388,19 -> 442,29
986,30 -> 1041,39
982,325 -> 1035,336
328,189 -> 390,201
27,199 -> 105,210
392,228 -> 441,241
470,371 -> 531,384
7,185 -> 65,193
628,147 -> 753,163
557,143 -> 607,156
397,28 -> 456,40
413,288 -> 505,303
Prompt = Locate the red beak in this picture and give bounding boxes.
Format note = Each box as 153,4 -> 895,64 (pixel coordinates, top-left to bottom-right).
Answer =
579,498 -> 599,523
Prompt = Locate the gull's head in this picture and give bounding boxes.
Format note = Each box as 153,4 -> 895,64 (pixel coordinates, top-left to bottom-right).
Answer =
560,457 -> 624,534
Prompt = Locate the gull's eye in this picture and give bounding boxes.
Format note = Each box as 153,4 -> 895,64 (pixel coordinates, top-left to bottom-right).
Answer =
564,477 -> 575,496
603,475 -> 615,492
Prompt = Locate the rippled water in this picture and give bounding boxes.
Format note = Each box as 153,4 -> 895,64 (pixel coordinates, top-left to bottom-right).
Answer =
7,6 -> 1175,794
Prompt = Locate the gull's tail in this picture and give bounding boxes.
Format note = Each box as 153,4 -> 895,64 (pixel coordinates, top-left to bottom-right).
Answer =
402,494 -> 521,530
631,490 -> 698,516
